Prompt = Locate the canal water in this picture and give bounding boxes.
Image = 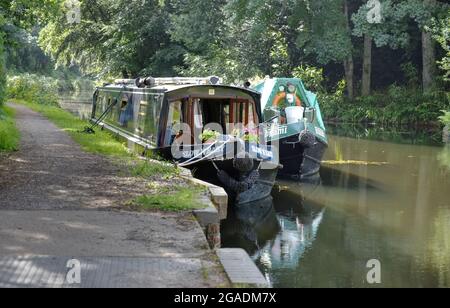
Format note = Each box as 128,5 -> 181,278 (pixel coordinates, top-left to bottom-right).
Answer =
61,98 -> 450,288
222,126 -> 450,288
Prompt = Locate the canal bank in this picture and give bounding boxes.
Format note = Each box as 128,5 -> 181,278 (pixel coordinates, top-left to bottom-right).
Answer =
0,103 -> 230,287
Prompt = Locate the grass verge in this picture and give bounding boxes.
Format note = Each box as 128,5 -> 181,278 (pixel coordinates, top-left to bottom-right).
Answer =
11,99 -> 203,212
0,105 -> 19,152
129,185 -> 207,212
12,99 -> 131,158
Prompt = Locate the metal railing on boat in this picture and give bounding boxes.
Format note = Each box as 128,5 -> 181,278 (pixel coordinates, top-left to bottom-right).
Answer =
114,76 -> 222,87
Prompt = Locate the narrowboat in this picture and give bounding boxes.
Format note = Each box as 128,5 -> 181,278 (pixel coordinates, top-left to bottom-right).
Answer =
90,76 -> 280,204
253,78 -> 328,181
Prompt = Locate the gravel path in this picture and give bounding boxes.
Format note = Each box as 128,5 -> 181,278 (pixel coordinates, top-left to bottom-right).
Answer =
0,104 -> 153,210
0,103 -> 227,288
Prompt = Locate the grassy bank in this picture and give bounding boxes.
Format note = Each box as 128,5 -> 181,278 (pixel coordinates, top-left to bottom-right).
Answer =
0,105 -> 19,152
11,99 -> 204,212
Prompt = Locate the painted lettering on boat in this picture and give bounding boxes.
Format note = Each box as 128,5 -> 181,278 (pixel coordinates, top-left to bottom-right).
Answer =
265,125 -> 288,138
251,145 -> 273,159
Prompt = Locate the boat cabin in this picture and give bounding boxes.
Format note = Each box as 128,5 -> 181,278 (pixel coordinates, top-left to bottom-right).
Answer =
92,77 -> 270,160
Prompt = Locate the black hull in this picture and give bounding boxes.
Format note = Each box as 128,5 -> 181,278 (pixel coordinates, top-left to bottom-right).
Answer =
157,148 -> 278,205
276,135 -> 327,181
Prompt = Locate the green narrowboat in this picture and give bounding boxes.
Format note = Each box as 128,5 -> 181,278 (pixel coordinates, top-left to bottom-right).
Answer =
253,78 -> 328,181
90,76 -> 280,204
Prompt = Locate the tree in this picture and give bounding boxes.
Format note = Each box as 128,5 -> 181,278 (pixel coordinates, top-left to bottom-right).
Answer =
0,14 -> 5,105
343,0 -> 355,99
429,10 -> 449,81
40,0 -> 184,78
353,0 -> 448,93
422,0 -> 437,91
362,34 -> 372,96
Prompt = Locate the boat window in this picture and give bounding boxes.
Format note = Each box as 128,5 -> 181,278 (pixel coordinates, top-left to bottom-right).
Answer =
232,100 -> 256,126
193,99 -> 204,135
165,100 -> 183,146
136,100 -> 148,135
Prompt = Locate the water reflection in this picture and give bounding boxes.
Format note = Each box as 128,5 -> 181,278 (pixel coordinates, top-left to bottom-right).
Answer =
438,146 -> 450,172
58,92 -> 92,120
223,133 -> 450,288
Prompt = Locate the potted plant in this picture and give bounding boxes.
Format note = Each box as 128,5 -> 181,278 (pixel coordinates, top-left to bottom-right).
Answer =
439,111 -> 450,143
199,129 -> 220,144
232,128 -> 259,143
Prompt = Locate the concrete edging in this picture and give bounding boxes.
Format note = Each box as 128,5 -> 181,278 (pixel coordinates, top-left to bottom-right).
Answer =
217,248 -> 269,288
138,157 -> 228,250
178,166 -> 228,250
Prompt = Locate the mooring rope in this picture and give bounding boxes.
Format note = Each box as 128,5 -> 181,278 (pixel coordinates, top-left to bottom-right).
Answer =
177,135 -> 233,168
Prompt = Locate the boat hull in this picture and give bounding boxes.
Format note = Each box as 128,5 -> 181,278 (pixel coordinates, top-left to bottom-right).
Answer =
276,134 -> 327,181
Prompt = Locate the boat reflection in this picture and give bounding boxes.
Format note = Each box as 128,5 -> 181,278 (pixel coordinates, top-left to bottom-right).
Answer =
221,179 -> 327,286
221,197 -> 280,254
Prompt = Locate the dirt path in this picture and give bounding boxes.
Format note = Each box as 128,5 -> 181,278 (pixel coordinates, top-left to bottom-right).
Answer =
0,104 -> 152,210
0,104 -> 227,288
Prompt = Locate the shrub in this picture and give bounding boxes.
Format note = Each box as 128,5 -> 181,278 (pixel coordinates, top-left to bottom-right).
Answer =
6,74 -> 59,106
322,84 -> 449,125
439,111 -> 450,126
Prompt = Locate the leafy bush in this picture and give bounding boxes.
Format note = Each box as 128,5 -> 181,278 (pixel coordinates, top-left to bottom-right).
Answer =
292,65 -> 325,93
6,74 -> 59,106
6,73 -> 95,106
321,84 -> 450,125
439,111 -> 450,126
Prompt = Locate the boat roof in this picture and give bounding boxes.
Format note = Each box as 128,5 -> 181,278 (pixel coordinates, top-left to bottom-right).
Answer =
98,83 -> 260,96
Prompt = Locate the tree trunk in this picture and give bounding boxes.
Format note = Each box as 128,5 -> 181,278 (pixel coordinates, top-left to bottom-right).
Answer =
344,57 -> 354,99
362,34 -> 372,96
422,0 -> 436,92
343,0 -> 354,99
422,30 -> 436,91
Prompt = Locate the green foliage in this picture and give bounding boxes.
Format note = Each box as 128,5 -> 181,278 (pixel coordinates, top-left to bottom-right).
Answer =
292,65 -> 325,92
0,105 -> 19,151
324,85 -> 450,125
6,73 -> 94,105
199,129 -> 220,143
39,0 -> 184,78
429,12 -> 450,81
6,74 -> 59,105
131,186 -> 206,212
439,111 -> 450,126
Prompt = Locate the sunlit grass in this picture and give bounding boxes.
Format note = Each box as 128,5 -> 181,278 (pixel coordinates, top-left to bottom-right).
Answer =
0,105 -> 19,152
12,99 -> 131,158
130,186 -> 206,212
11,99 -> 199,212
130,160 -> 180,178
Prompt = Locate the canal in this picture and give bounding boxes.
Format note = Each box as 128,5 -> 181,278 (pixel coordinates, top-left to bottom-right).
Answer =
62,99 -> 450,288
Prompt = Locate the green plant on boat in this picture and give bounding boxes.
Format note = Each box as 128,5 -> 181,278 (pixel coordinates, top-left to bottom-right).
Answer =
0,105 -> 19,152
232,128 -> 259,143
200,129 -> 220,143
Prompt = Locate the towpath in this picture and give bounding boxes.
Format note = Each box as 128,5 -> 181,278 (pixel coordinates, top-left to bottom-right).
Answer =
0,103 -> 227,288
